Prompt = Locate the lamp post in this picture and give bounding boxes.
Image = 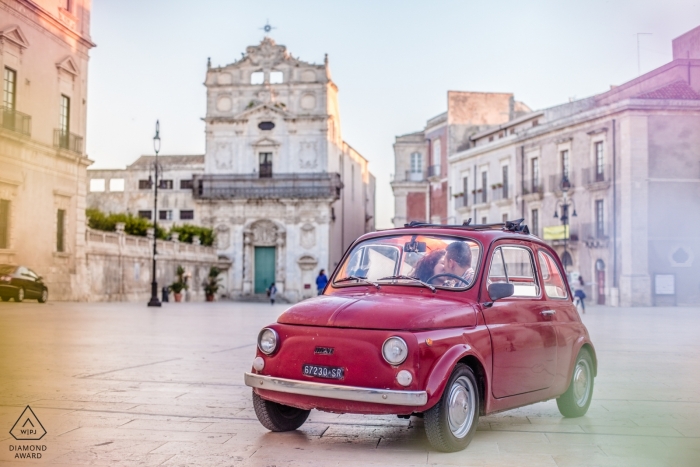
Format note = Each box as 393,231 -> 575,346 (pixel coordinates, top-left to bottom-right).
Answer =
553,176 -> 577,269
147,120 -> 162,307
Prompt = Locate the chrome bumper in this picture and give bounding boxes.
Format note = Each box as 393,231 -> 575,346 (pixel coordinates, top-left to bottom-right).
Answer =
244,372 -> 428,406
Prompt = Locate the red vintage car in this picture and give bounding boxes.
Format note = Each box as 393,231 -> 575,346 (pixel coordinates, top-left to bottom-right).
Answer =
244,220 -> 596,452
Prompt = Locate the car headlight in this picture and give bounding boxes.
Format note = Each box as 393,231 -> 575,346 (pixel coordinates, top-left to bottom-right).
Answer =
382,336 -> 408,365
258,328 -> 279,355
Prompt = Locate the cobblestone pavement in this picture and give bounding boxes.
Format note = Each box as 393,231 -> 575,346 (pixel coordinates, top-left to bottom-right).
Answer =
0,300 -> 699,466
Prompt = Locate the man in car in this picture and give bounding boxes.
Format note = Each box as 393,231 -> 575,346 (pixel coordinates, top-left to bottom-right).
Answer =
443,241 -> 474,287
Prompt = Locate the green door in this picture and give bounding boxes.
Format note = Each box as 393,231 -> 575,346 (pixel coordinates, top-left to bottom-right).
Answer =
254,247 -> 276,294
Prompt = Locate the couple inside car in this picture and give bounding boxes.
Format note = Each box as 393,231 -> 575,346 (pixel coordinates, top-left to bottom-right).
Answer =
411,241 -> 474,287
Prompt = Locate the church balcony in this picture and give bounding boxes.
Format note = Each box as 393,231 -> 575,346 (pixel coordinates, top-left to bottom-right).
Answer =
192,173 -> 343,200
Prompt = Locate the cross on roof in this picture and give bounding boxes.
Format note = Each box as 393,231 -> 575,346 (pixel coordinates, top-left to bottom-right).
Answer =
260,20 -> 275,34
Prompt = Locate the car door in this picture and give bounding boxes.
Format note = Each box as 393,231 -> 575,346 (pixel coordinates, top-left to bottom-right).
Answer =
18,267 -> 38,298
537,249 -> 579,384
482,242 -> 558,398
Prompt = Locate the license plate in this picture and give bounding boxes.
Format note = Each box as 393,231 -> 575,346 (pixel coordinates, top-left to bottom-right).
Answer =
302,363 -> 344,379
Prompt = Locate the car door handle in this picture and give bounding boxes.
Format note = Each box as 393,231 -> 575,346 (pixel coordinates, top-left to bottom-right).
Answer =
540,310 -> 556,317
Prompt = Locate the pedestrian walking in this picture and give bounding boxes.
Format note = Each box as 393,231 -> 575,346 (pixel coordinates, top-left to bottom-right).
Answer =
316,269 -> 328,295
267,282 -> 277,305
574,276 -> 586,313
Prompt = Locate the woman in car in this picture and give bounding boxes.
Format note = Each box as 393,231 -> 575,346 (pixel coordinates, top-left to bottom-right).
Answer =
411,249 -> 446,285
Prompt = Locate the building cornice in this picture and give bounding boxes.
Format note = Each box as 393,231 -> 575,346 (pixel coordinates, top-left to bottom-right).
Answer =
6,0 -> 96,49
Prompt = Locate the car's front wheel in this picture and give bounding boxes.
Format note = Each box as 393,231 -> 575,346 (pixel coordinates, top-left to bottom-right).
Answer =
557,348 -> 594,417
1,295 -> 9,302
424,363 -> 480,452
252,391 -> 310,432
15,287 -> 24,302
38,289 -> 48,303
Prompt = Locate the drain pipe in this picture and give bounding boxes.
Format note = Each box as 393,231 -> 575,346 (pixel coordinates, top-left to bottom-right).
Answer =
520,145 -> 525,218
612,119 -> 618,291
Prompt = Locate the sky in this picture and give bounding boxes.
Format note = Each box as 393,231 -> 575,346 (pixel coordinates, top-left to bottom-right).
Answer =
86,0 -> 700,229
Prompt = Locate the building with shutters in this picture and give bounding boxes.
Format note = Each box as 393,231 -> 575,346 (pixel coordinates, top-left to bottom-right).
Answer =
0,0 -> 95,300
448,24 -> 700,307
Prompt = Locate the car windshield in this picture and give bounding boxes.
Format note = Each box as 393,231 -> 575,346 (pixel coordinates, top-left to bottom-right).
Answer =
0,264 -> 17,275
334,235 -> 481,290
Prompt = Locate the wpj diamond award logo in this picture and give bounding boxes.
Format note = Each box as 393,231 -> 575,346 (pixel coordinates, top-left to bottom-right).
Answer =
10,406 -> 46,440
8,406 -> 47,460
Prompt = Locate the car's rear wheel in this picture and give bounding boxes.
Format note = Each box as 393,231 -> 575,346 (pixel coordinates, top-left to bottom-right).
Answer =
252,391 -> 310,432
38,289 -> 48,303
557,348 -> 594,417
424,363 -> 480,452
15,288 -> 24,302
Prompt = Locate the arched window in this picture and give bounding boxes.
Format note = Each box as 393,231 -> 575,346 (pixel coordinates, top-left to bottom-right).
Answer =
410,152 -> 422,173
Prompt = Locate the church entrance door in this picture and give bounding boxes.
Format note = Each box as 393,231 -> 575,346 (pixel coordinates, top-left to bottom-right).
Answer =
254,247 -> 276,294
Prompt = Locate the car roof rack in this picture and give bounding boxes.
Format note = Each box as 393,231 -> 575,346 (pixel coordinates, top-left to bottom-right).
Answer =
403,218 -> 530,234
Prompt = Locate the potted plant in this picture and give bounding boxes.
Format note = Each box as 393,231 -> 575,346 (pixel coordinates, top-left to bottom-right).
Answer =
170,265 -> 187,302
204,266 -> 222,302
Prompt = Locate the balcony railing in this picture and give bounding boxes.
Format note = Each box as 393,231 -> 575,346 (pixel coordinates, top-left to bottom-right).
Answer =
54,129 -> 84,153
455,193 -> 469,208
522,181 -> 544,196
549,173 -> 576,193
491,184 -> 514,202
193,173 -> 343,200
427,165 -> 441,179
580,222 -> 611,240
1,107 -> 31,136
581,165 -> 611,186
392,170 -> 426,182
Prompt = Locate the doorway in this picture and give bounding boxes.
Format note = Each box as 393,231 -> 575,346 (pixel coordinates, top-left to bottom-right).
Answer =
596,259 -> 606,305
254,247 -> 276,294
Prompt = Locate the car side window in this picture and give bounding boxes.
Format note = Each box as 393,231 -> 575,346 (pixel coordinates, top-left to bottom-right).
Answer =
538,251 -> 568,299
487,248 -> 507,284
500,246 -> 539,297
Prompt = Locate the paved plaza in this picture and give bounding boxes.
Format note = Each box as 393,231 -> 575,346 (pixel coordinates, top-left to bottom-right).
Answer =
0,300 -> 699,466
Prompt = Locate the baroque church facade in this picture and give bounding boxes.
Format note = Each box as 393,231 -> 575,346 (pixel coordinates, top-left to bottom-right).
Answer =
194,38 -> 375,301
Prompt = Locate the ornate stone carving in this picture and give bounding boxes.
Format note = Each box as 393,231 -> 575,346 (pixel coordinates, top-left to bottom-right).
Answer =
299,141 -> 318,169
216,225 -> 230,250
251,220 -> 278,246
297,255 -> 318,271
300,223 -> 316,249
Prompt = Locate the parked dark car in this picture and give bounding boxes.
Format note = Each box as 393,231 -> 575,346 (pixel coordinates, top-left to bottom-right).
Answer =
0,264 -> 48,303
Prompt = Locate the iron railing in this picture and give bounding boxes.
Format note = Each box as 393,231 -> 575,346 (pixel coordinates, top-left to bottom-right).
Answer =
581,165 -> 611,186
549,173 -> 576,193
54,129 -> 83,153
192,173 -> 343,200
428,165 -> 441,178
1,107 -> 31,136
580,221 -> 610,240
491,184 -> 513,202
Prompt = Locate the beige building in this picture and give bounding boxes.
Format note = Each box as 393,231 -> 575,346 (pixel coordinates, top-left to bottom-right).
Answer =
448,25 -> 700,307
87,155 -> 205,227
0,0 -> 94,300
391,91 -> 530,227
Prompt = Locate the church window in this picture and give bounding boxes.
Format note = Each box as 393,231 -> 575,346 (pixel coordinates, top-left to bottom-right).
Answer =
250,71 -> 264,85
410,152 -> 422,173
180,210 -> 194,220
431,140 -> 441,166
56,209 -> 66,253
259,152 -> 272,178
3,67 -> 16,111
258,121 -> 275,131
270,71 -> 283,84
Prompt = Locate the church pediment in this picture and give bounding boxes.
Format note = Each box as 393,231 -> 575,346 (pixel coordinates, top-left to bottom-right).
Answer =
251,136 -> 281,148
219,37 -> 317,70
0,25 -> 30,49
235,102 -> 292,120
56,56 -> 79,76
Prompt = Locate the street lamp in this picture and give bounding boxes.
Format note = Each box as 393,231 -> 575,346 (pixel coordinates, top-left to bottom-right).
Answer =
553,176 -> 577,269
147,120 -> 162,307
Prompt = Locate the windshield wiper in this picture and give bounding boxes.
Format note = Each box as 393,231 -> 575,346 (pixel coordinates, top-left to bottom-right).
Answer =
377,275 -> 436,293
335,276 -> 380,289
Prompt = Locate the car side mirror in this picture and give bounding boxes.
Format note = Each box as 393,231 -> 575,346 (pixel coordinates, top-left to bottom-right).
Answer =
488,283 -> 514,301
